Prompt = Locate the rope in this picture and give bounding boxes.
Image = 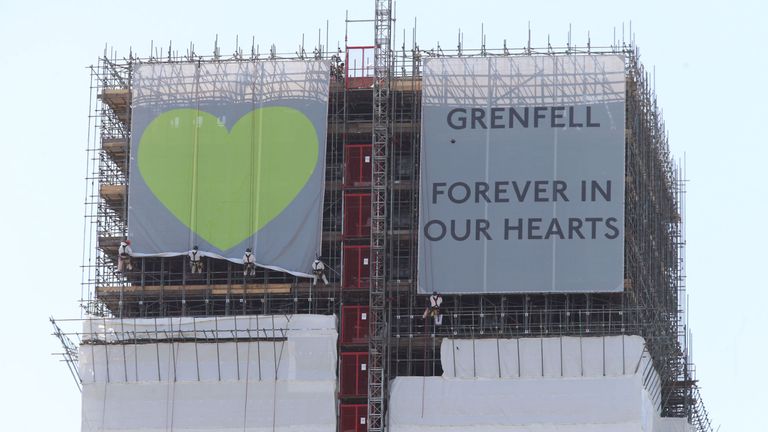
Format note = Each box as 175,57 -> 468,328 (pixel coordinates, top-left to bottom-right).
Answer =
256,315 -> 263,380
99,368 -> 108,432
98,318 -> 108,431
421,313 -> 429,418
248,64 -> 257,250
168,333 -> 182,432
270,314 -> 290,432
189,62 -> 202,246
271,315 -> 284,432
169,318 -> 184,431
242,316 -> 254,432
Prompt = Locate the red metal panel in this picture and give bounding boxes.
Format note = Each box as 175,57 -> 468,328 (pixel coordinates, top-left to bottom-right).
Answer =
339,404 -> 367,432
342,245 -> 370,289
347,76 -> 375,89
340,352 -> 368,397
343,193 -> 371,238
341,305 -> 370,345
345,46 -> 375,90
344,144 -> 372,187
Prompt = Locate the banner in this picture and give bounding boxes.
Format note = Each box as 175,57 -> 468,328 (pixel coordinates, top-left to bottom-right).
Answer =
418,55 -> 625,293
128,61 -> 330,277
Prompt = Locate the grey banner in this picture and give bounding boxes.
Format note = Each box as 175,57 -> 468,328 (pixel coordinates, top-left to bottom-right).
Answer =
418,56 -> 625,294
127,61 -> 330,277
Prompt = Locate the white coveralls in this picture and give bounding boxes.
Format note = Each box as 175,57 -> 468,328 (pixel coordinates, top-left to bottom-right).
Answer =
423,294 -> 443,325
312,259 -> 329,285
243,252 -> 256,276
188,249 -> 203,274
117,242 -> 133,272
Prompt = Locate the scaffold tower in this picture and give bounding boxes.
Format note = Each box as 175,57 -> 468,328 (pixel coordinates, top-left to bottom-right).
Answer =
368,1 -> 393,431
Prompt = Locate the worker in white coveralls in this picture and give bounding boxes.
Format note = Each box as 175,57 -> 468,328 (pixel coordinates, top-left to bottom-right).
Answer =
312,257 -> 329,285
117,239 -> 133,272
423,291 -> 443,325
188,246 -> 203,274
243,248 -> 256,277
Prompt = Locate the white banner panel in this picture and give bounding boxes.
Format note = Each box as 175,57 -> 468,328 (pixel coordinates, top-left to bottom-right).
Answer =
419,55 -> 625,293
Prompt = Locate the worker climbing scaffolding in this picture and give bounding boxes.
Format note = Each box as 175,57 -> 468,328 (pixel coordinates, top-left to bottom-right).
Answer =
117,239 -> 133,273
423,291 -> 443,325
188,245 -> 203,274
242,248 -> 256,277
312,256 -> 329,285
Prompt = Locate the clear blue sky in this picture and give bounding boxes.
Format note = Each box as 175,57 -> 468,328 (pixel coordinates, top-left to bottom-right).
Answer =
1,0 -> 764,430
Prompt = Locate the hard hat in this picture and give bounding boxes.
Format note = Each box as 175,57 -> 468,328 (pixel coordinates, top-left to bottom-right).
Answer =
192,245 -> 198,250
432,291 -> 438,296
246,248 -> 252,253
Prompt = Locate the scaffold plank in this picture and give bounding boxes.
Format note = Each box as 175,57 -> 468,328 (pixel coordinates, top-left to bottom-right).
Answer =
99,88 -> 131,121
99,184 -> 126,202
329,121 -> 418,135
96,283 -> 291,296
102,138 -> 128,171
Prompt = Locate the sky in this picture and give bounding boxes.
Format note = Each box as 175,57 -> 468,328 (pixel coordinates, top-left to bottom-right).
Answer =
0,0 -> 765,430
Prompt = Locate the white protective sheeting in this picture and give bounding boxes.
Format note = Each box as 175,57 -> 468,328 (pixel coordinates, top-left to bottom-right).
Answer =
79,339 -> 336,383
390,335 -> 688,432
389,374 -> 646,431
82,380 -> 335,432
81,314 -> 336,342
440,335 -> 646,378
80,315 -> 337,432
655,418 -> 696,432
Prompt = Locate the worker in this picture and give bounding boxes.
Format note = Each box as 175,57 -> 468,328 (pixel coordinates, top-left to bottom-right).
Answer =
330,54 -> 345,81
243,248 -> 256,277
422,291 -> 443,325
117,239 -> 133,273
312,257 -> 329,285
188,245 -> 203,274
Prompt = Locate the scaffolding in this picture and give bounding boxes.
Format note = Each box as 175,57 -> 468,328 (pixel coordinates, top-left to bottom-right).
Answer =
77,27 -> 712,431
368,2 -> 393,431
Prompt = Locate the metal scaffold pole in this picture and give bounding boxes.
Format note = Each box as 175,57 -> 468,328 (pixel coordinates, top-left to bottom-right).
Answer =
369,0 -> 392,431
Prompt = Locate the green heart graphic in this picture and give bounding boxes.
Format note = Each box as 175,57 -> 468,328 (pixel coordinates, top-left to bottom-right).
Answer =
138,107 -> 319,251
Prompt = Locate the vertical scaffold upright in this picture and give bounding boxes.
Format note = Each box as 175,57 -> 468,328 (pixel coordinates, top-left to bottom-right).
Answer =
369,0 -> 392,431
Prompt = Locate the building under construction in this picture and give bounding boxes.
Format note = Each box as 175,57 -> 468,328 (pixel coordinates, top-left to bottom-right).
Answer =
54,6 -> 713,432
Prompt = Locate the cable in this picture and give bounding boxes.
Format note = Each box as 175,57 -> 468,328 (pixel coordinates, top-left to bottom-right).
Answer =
421,312 -> 428,418
242,316 -> 253,432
